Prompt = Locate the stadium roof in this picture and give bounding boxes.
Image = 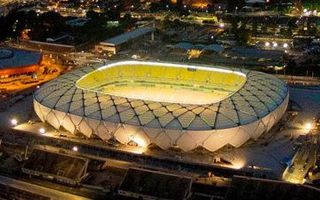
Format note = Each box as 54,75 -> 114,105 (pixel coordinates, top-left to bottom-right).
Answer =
0,48 -> 42,69
101,27 -> 154,46
34,61 -> 288,131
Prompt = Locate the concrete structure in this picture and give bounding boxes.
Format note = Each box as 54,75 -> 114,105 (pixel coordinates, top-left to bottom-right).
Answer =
0,175 -> 90,200
33,61 -> 289,152
19,39 -> 76,53
226,176 -> 320,200
22,149 -> 89,186
0,48 -> 42,78
96,27 -> 154,54
118,168 -> 192,200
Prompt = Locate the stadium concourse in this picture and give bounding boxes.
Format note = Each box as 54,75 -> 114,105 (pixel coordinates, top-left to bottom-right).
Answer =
33,61 -> 289,152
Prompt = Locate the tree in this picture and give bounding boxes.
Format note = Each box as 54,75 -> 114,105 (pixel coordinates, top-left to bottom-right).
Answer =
230,17 -> 251,45
227,0 -> 245,12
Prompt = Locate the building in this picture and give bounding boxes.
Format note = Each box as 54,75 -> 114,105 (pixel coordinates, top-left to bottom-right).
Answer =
22,149 -> 89,186
96,27 -> 154,54
0,48 -> 42,79
170,0 -> 212,9
118,168 -> 192,200
33,61 -> 288,152
225,176 -> 320,200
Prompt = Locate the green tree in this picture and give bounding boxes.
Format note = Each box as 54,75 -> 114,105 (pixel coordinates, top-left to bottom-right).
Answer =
227,0 -> 245,12
230,17 -> 251,45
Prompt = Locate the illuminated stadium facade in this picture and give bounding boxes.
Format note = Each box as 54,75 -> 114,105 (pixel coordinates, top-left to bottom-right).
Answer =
33,61 -> 289,152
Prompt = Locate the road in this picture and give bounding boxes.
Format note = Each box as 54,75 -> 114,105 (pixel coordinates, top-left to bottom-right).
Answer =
0,175 -> 91,200
0,128 -> 260,178
282,135 -> 318,184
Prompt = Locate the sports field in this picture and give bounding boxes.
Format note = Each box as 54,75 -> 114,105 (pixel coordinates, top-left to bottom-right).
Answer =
77,62 -> 246,105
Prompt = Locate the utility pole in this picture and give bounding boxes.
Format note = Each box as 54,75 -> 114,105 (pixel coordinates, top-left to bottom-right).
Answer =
151,20 -> 155,42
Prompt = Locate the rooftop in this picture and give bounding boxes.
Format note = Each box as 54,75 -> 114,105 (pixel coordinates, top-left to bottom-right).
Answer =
101,27 -> 154,46
23,149 -> 88,181
0,48 -> 42,69
119,168 -> 192,200
225,176 -> 320,200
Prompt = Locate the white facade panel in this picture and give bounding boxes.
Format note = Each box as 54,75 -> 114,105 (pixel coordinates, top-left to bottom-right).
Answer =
33,61 -> 289,152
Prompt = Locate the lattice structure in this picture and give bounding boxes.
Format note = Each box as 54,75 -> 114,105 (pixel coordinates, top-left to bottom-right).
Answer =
34,61 -> 289,152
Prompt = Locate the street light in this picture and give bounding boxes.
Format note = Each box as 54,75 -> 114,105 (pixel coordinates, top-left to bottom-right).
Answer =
304,122 -> 313,132
10,118 -> 18,126
72,146 -> 78,152
273,42 -> 278,47
283,43 -> 289,48
265,42 -> 270,47
39,127 -> 46,134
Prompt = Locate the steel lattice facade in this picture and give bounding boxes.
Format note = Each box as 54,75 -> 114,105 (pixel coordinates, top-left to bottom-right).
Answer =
33,61 -> 289,152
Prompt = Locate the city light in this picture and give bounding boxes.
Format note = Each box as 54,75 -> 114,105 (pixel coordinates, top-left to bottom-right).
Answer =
72,146 -> 78,152
39,127 -> 46,134
265,42 -> 270,47
304,122 -> 313,132
231,159 -> 246,169
10,118 -> 18,126
1,0 -> 320,197
129,135 -> 147,148
313,10 -> 318,16
272,42 -> 278,47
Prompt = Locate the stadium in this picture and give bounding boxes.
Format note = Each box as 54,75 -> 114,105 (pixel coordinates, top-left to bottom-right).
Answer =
33,61 -> 289,152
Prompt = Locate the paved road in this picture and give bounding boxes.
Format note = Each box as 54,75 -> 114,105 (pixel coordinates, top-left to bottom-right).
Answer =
0,129 -> 263,179
282,135 -> 318,184
0,175 -> 91,200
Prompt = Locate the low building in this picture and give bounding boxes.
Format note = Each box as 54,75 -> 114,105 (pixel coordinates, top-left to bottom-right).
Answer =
22,149 -> 89,186
118,168 -> 192,200
0,48 -> 42,79
96,27 -> 154,54
225,176 -> 320,200
66,18 -> 90,27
